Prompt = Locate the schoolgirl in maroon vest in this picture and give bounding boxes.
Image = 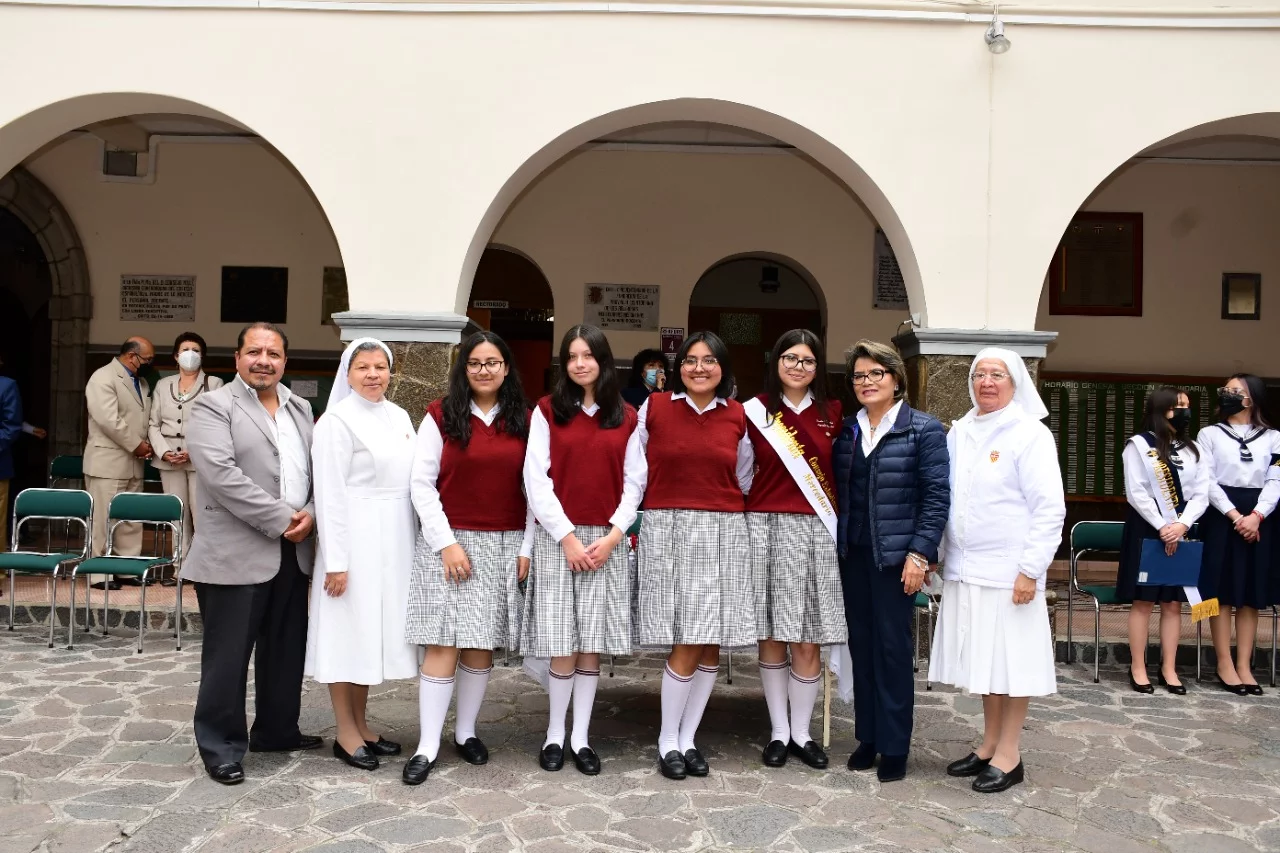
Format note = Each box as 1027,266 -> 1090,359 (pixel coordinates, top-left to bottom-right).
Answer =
623,331 -> 755,781
744,329 -> 846,771
521,325 -> 640,776
403,332 -> 533,785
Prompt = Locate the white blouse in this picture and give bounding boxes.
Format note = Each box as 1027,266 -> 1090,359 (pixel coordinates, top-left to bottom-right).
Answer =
1122,438 -> 1210,531
856,400 -> 903,457
524,403 -> 646,543
409,400 -> 535,558
1194,423 -> 1280,517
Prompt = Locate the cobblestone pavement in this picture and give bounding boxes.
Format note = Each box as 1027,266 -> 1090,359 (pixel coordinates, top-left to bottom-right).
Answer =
0,631 -> 1278,853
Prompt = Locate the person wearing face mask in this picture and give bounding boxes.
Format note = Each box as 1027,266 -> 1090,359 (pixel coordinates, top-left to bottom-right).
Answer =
1195,373 -> 1280,696
149,332 -> 225,563
622,348 -> 667,408
1116,387 -> 1207,695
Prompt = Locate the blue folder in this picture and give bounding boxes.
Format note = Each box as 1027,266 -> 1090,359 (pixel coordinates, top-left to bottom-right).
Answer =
1137,538 -> 1203,587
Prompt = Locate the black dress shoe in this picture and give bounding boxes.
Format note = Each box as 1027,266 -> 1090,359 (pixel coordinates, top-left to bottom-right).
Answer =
972,761 -> 1024,793
454,737 -> 488,765
1158,673 -> 1187,695
682,747 -> 709,777
847,742 -> 876,771
1243,682 -> 1264,696
1216,675 -> 1249,696
249,734 -> 324,753
365,737 -> 402,756
569,740 -> 601,776
402,755 -> 435,785
762,740 -> 788,767
946,752 -> 991,777
333,741 -> 378,771
206,762 -> 244,785
877,753 -> 907,782
788,740 -> 829,769
539,743 -> 564,771
1129,671 -> 1155,694
657,749 -> 687,780
90,580 -> 122,591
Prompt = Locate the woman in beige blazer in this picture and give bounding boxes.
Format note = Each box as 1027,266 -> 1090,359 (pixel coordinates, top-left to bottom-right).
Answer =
149,332 -> 224,556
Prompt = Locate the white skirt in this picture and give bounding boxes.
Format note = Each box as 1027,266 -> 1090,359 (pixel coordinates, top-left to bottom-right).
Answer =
927,580 -> 1057,697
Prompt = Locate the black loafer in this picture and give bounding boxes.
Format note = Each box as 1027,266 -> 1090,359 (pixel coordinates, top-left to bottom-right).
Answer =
539,743 -> 564,771
877,753 -> 907,782
762,740 -> 788,767
569,740 -> 601,776
365,737 -> 402,756
683,747 -> 709,777
333,741 -> 378,771
946,752 -> 991,777
454,737 -> 488,766
402,755 -> 435,785
658,749 -> 687,780
249,734 -> 324,753
788,740 -> 829,769
847,742 -> 876,771
206,762 -> 244,785
972,761 -> 1024,793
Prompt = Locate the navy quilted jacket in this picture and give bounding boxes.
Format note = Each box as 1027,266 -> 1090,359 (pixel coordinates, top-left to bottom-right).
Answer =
834,403 -> 951,568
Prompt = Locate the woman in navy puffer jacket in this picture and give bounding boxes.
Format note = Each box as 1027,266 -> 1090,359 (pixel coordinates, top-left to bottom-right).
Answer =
833,340 -> 950,783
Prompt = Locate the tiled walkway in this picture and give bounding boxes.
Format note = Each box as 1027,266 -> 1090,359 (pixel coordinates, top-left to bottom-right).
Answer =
0,631 -> 1277,852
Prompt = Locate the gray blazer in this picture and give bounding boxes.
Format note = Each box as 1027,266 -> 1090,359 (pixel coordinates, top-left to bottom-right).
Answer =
180,380 -> 316,585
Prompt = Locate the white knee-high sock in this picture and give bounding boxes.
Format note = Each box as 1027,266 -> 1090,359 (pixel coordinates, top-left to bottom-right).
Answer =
759,660 -> 792,744
414,674 -> 455,761
453,663 -> 492,744
677,664 -> 719,753
570,667 -> 600,751
788,669 -> 822,745
544,668 -> 575,748
658,665 -> 694,756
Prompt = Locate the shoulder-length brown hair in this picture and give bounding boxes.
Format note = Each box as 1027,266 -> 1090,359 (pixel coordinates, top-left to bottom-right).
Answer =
844,339 -> 908,404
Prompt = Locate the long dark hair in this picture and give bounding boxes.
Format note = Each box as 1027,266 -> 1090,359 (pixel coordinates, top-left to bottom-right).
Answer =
552,324 -> 625,429
628,348 -> 666,389
1141,386 -> 1199,467
441,331 -> 529,448
763,329 -> 832,423
1220,373 -> 1271,428
669,331 -> 734,399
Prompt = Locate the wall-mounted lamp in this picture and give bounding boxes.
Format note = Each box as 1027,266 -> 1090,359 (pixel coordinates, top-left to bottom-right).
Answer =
985,15 -> 1011,54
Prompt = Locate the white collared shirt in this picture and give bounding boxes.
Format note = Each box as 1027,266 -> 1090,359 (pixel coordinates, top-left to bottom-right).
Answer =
410,400 -> 534,558
782,391 -> 813,415
236,375 -> 310,510
857,400 -> 903,456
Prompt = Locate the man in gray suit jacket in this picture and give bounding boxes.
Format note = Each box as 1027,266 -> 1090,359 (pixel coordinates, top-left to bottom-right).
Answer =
183,322 -> 322,784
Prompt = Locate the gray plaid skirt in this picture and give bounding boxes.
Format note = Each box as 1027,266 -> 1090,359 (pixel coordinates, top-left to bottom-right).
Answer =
637,509 -> 754,648
747,512 -> 848,645
405,528 -> 524,650
521,524 -> 632,657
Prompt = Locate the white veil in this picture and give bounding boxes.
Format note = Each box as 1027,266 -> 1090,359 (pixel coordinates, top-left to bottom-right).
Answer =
967,346 -> 1048,420
326,337 -> 394,412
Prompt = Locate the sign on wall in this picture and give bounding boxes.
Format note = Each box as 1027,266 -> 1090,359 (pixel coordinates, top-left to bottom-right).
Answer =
660,327 -> 685,354
119,275 -> 196,322
872,229 -> 910,310
584,284 -> 659,331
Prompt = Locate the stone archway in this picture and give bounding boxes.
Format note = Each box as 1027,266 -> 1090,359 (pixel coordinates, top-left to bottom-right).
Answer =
0,166 -> 89,461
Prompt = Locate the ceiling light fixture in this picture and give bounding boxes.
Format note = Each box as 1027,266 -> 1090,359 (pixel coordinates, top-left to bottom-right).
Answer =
985,9 -> 1011,54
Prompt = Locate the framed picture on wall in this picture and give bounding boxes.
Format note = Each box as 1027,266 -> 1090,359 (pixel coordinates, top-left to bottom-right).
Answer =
1048,211 -> 1143,317
1221,272 -> 1261,321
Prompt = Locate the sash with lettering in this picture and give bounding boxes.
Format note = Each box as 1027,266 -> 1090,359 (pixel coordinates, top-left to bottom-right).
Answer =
1133,433 -> 1217,621
744,397 -> 851,720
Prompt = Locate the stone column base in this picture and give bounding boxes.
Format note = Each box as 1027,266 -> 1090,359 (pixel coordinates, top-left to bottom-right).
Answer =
892,328 -> 1058,426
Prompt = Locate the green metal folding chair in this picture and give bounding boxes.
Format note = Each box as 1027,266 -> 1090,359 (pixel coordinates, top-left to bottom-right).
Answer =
610,511 -> 645,679
47,455 -> 83,488
1066,520 -> 1124,683
0,488 -> 92,648
69,492 -> 182,653
913,589 -> 939,690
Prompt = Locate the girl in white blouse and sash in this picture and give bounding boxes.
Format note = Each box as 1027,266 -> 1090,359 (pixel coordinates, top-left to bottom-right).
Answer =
928,348 -> 1065,794
305,338 -> 420,771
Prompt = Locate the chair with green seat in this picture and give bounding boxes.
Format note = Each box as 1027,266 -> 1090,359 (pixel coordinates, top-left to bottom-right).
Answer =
47,455 -> 84,489
913,589 -> 939,690
1066,520 -> 1125,683
69,492 -> 183,653
0,488 -> 92,648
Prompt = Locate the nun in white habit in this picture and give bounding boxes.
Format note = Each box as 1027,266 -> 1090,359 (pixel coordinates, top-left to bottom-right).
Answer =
927,347 -> 1065,794
305,338 -> 420,772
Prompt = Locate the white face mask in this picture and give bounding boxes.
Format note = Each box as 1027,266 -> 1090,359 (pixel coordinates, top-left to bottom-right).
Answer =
177,350 -> 202,372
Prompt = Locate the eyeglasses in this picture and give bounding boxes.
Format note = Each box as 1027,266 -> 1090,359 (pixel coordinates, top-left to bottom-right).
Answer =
780,354 -> 818,373
972,371 -> 1010,383
851,369 -> 888,385
465,359 -> 505,374
681,356 -> 720,370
